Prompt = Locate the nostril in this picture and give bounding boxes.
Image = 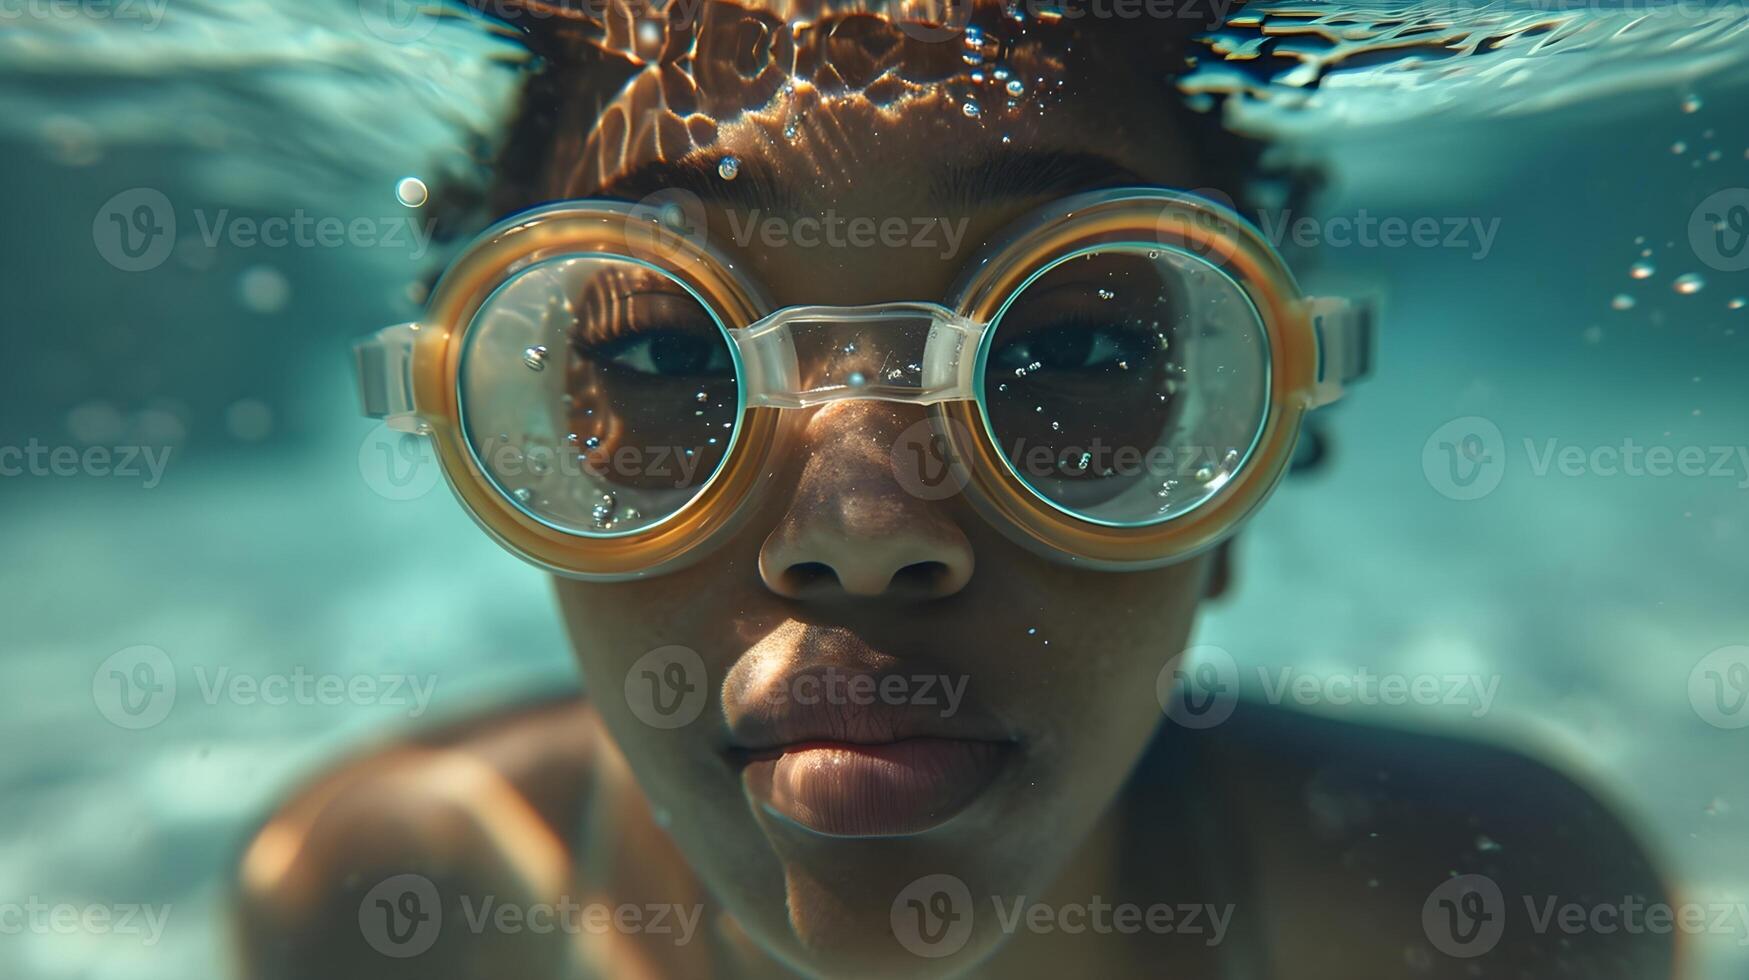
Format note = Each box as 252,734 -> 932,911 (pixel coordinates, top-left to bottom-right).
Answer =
780,561 -> 839,596
890,560 -> 951,595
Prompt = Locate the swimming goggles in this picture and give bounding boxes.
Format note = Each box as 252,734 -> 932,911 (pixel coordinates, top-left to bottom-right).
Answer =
355,188 -> 1374,580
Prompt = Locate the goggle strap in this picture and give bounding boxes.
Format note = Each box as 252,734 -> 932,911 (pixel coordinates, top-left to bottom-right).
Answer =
1306,296 -> 1379,409
354,322 -> 422,432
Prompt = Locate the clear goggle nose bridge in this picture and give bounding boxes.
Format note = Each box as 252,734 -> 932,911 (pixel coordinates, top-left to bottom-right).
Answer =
732,302 -> 985,410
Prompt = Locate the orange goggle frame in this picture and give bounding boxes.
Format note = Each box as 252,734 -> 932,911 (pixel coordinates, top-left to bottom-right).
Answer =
355,188 -> 1375,580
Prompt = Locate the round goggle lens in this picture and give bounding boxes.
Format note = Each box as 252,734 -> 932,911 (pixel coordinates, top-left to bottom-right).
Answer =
979,245 -> 1270,527
457,255 -> 741,537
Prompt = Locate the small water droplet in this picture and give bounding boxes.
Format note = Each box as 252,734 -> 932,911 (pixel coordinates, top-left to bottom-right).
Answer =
717,156 -> 740,180
1671,141 -> 1688,155
523,345 -> 549,370
1673,273 -> 1706,295
592,492 -> 618,528
1630,260 -> 1655,280
962,101 -> 981,119
395,176 -> 429,208
695,390 -> 709,403
1681,93 -> 1703,113
1006,78 -> 1025,97
512,487 -> 533,503
1611,293 -> 1636,311
1097,288 -> 1115,300
1727,297 -> 1745,310
847,371 -> 867,387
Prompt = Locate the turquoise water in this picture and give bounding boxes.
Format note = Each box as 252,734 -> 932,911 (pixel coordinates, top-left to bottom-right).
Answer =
1,1 -> 1747,977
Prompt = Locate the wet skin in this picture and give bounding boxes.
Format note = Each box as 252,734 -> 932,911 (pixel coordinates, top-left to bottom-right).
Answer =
234,6 -> 1677,979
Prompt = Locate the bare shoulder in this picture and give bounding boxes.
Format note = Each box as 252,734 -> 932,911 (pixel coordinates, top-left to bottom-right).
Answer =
232,695 -> 606,979
1175,705 -> 1679,979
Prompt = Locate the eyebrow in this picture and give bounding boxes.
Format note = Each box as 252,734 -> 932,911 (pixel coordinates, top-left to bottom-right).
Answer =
596,149 -> 1150,214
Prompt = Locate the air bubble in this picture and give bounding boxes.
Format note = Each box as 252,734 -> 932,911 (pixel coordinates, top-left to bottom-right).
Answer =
395,176 -> 429,208
1097,288 -> 1115,300
962,101 -> 981,119
1728,297 -> 1745,310
1681,94 -> 1703,113
592,492 -> 618,528
717,156 -> 740,180
1006,79 -> 1025,97
1629,261 -> 1654,280
1673,273 -> 1706,295
523,345 -> 549,371
1610,294 -> 1636,311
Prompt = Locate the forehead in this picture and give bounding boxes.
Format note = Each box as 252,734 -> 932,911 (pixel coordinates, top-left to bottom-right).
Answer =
526,0 -> 1206,303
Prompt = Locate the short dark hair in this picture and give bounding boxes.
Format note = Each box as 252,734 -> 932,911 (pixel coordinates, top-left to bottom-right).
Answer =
422,0 -> 1318,247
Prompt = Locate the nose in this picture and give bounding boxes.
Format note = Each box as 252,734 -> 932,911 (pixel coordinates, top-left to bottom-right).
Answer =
758,402 -> 974,600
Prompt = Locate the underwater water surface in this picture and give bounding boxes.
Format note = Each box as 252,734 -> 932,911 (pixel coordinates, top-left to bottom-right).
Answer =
0,0 -> 1747,977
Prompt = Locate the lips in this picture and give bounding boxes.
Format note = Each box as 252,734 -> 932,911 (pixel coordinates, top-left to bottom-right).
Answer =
739,738 -> 1011,837
723,631 -> 1018,838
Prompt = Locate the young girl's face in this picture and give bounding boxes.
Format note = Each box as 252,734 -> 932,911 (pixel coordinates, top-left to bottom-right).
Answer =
547,9 -> 1228,973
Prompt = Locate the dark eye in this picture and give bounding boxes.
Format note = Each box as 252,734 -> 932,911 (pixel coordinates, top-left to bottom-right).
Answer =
570,287 -> 734,380
991,321 -> 1152,376
594,331 -> 734,378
